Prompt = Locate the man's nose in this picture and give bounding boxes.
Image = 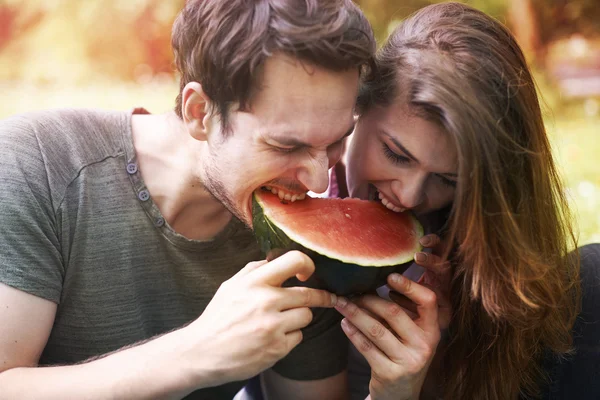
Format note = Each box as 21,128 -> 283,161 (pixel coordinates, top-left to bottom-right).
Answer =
327,141 -> 345,170
390,176 -> 425,209
297,151 -> 330,194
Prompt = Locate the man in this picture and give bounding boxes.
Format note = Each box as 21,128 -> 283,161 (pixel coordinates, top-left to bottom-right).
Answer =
0,0 -> 375,398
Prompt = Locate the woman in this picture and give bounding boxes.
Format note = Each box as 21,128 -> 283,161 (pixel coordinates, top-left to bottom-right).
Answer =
334,3 -> 587,399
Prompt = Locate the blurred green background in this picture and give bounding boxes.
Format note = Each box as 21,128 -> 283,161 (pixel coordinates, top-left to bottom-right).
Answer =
1,0 -> 599,245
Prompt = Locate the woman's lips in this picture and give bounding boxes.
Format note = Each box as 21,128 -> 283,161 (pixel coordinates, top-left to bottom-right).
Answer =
375,188 -> 406,213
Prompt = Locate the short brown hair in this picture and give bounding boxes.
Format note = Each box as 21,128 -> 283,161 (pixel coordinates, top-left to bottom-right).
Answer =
171,0 -> 375,132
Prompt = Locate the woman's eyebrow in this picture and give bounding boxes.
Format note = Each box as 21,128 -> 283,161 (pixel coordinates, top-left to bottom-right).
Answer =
382,130 -> 457,176
382,130 -> 419,162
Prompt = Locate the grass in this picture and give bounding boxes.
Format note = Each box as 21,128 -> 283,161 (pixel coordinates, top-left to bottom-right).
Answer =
547,110 -> 600,245
1,80 -> 598,245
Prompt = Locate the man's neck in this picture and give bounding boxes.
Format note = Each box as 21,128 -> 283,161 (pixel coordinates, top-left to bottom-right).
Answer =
131,111 -> 233,240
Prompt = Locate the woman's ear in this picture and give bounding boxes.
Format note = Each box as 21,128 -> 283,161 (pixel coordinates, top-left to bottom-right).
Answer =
181,82 -> 212,141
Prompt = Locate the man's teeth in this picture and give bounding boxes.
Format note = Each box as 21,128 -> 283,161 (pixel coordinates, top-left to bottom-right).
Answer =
263,186 -> 306,202
377,191 -> 405,213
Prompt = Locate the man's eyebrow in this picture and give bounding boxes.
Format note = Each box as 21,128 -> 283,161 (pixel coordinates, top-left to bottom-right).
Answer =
382,130 -> 419,163
269,124 -> 355,148
269,136 -> 309,148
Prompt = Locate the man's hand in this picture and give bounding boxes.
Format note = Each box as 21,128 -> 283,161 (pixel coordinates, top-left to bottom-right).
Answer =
186,250 -> 338,386
0,251 -> 337,399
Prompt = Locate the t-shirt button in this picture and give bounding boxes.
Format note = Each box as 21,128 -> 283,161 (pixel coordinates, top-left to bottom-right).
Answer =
138,190 -> 150,201
155,217 -> 165,227
126,163 -> 138,174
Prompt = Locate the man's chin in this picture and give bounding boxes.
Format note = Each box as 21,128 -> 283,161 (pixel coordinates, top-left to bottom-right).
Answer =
227,199 -> 252,229
240,194 -> 255,229
202,178 -> 251,228
241,209 -> 253,229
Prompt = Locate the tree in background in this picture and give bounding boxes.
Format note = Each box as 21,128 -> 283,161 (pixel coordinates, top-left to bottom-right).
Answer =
354,0 -> 508,44
0,0 -> 598,84
0,4 -> 44,52
359,0 -> 599,65
0,0 -> 184,83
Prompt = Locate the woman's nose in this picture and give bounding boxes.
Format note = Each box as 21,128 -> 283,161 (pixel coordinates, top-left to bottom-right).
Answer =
390,175 -> 425,209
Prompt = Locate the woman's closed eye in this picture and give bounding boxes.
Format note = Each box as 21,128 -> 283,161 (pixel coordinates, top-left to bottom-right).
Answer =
382,142 -> 410,165
438,174 -> 457,188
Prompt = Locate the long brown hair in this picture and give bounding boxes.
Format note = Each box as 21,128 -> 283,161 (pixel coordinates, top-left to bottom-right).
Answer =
171,0 -> 375,133
359,3 -> 580,398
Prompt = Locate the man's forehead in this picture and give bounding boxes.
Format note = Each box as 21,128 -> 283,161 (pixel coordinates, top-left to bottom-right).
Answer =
254,55 -> 360,108
249,55 -> 359,147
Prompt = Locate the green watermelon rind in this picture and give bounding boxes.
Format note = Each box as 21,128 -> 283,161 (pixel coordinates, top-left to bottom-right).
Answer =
252,192 -> 424,267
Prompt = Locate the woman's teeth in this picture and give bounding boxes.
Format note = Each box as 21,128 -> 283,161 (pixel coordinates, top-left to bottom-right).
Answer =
378,191 -> 405,213
263,186 -> 306,202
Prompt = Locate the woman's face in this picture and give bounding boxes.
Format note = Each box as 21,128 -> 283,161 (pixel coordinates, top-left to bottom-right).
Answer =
346,100 -> 458,217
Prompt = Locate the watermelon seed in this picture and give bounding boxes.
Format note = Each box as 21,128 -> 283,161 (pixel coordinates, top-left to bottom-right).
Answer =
345,213 -> 351,219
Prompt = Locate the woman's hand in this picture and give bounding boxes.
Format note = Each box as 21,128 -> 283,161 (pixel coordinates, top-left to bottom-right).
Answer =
392,234 -> 452,330
335,273 -> 441,400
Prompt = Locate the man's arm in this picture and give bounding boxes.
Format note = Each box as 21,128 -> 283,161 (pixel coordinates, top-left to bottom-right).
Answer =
0,282 -> 199,400
0,252 -> 338,399
261,369 -> 349,400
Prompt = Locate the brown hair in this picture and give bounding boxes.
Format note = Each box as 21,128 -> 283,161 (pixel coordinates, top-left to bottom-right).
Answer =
171,0 -> 375,132
360,3 -> 580,399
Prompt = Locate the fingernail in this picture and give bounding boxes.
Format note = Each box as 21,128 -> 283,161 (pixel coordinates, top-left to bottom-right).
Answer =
389,273 -> 403,283
420,236 -> 431,246
337,296 -> 348,308
341,318 -> 357,334
331,293 -> 338,306
415,252 -> 427,263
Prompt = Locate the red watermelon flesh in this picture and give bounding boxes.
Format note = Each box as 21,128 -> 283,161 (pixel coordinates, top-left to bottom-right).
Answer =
254,190 -> 423,266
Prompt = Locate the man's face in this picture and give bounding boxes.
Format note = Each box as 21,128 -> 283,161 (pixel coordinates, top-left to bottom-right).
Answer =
201,55 -> 359,227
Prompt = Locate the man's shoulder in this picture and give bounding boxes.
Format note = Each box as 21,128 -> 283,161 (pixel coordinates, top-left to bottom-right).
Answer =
1,107 -> 127,138
0,108 -> 134,206
1,107 -> 130,167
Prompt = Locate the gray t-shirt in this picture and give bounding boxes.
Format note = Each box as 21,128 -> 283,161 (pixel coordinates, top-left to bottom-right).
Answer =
0,108 -> 347,399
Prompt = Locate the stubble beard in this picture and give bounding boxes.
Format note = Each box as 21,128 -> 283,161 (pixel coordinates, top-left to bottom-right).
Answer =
202,164 -> 252,228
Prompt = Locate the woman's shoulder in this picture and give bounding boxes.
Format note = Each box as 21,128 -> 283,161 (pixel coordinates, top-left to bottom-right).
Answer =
577,243 -> 600,337
540,243 -> 600,400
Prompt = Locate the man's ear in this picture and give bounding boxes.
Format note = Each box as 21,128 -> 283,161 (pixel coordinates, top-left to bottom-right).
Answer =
181,82 -> 212,141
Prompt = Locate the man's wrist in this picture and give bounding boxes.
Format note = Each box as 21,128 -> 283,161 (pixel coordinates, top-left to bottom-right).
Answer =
166,324 -> 218,392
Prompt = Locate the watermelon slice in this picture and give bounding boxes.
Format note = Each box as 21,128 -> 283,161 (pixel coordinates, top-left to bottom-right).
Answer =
252,189 -> 423,295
